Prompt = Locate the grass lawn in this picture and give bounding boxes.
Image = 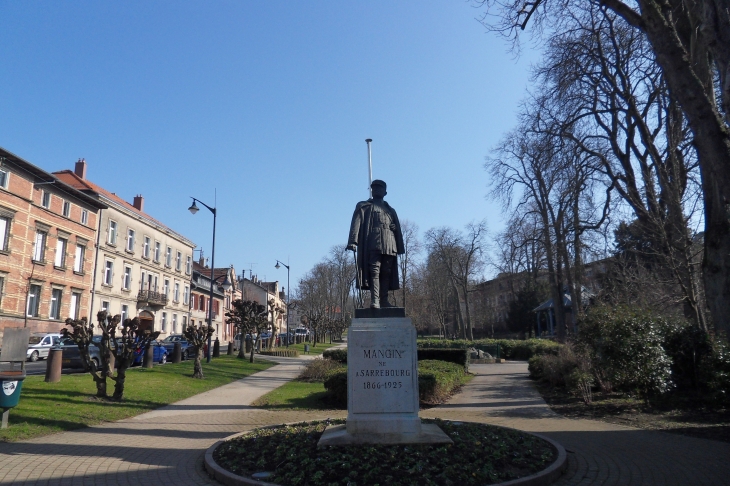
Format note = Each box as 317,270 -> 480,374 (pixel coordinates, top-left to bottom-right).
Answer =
283,341 -> 341,356
0,355 -> 274,442
251,381 -> 332,409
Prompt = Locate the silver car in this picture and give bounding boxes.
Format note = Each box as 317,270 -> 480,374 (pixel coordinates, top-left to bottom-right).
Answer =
27,333 -> 62,362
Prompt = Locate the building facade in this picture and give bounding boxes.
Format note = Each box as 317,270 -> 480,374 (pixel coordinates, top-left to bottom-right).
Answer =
0,148 -> 106,340
189,259 -> 227,341
54,160 -> 194,337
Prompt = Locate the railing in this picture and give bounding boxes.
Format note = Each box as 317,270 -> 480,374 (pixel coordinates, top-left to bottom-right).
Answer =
137,290 -> 168,306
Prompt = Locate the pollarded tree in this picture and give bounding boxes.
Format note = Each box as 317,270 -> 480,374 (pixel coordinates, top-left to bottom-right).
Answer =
226,300 -> 268,363
183,323 -> 214,379
61,316 -> 113,398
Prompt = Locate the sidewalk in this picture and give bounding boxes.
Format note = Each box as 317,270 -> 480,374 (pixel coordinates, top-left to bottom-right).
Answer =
1,357 -> 729,485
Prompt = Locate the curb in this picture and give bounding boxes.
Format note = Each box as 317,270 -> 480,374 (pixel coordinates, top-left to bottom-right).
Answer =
204,423 -> 568,486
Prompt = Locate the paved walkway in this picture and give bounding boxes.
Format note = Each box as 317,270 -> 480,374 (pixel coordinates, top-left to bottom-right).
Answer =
1,359 -> 729,485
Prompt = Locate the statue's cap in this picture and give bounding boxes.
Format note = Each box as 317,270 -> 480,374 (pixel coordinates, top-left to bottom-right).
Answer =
371,179 -> 387,189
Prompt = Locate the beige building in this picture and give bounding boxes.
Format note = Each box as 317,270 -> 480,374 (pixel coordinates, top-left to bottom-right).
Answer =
238,275 -> 287,338
55,160 -> 195,336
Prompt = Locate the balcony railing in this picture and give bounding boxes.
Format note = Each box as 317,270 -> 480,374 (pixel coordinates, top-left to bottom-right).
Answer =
137,290 -> 168,306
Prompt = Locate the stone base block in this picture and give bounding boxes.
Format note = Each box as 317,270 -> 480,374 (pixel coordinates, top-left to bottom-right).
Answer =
347,414 -> 421,435
317,423 -> 453,447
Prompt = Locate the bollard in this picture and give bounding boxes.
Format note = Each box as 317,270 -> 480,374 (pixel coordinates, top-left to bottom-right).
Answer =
304,344 -> 310,354
45,348 -> 63,383
213,339 -> 220,358
143,346 -> 154,368
227,341 -> 234,355
172,342 -> 182,363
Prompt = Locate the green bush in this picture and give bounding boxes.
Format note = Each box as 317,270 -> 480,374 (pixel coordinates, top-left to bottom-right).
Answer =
418,338 -> 561,360
323,369 -> 348,408
579,305 -> 673,399
417,348 -> 468,367
259,349 -> 300,358
418,360 -> 468,404
322,348 -> 348,364
298,358 -> 346,382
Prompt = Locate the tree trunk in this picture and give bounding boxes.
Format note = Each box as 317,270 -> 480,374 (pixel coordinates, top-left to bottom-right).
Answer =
249,340 -> 256,363
193,348 -> 204,379
112,366 -> 127,401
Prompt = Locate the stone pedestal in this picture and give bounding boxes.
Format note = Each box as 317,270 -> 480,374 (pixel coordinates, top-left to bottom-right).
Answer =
318,315 -> 452,447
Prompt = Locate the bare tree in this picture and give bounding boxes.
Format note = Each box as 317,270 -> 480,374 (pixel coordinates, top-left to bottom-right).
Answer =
398,220 -> 422,313
183,323 -> 214,378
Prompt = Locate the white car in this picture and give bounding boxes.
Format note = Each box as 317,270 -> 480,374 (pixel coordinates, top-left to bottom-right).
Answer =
27,333 -> 62,362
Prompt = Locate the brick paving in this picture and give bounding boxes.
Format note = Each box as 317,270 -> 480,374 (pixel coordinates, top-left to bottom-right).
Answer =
1,359 -> 729,485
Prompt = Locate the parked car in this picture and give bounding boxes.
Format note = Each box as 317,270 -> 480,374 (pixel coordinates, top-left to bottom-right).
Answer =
27,333 -> 62,362
161,335 -> 194,360
57,336 -> 103,369
132,340 -> 168,365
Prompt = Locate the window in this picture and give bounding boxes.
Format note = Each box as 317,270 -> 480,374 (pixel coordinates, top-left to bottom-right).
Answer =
33,230 -> 47,262
182,316 -> 188,332
154,242 -> 160,262
173,282 -> 180,302
27,284 -> 41,317
185,255 -> 191,275
41,191 -> 51,209
122,265 -> 132,290
62,200 -> 70,217
50,289 -> 62,320
103,260 -> 113,286
73,245 -> 85,273
54,237 -> 67,268
121,304 -> 128,322
161,312 -> 167,332
80,209 -> 88,225
143,236 -> 150,258
69,292 -> 81,320
163,278 -> 169,297
126,229 -> 135,252
108,220 -> 118,245
172,314 -> 178,333
183,285 -> 189,305
0,216 -> 10,252
0,276 -> 4,307
0,168 -> 8,189
198,295 -> 205,311
175,251 -> 182,271
165,246 -> 172,267
214,300 -> 220,315
101,300 -> 110,313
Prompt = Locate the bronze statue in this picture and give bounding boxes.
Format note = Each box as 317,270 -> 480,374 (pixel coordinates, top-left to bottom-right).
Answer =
347,180 -> 405,308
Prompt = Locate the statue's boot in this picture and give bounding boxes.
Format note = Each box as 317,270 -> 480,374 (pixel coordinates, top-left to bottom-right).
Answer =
369,277 -> 380,309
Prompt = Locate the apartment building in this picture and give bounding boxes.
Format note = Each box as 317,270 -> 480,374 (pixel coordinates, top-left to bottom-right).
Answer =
189,259 -> 227,341
0,148 -> 106,339
54,160 -> 194,337
239,275 -> 287,337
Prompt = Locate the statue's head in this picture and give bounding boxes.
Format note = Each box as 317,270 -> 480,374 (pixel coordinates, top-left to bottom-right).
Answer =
371,179 -> 387,198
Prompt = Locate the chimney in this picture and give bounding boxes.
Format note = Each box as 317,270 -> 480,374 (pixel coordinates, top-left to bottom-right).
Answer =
199,255 -> 206,266
74,158 -> 87,179
133,194 -> 144,212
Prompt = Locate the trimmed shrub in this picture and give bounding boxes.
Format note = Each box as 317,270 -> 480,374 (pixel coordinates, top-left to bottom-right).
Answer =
418,338 -> 562,360
322,348 -> 348,364
579,305 -> 673,399
323,369 -> 347,408
418,360 -> 468,404
417,348 -> 469,368
298,358 -> 346,382
259,349 -> 300,358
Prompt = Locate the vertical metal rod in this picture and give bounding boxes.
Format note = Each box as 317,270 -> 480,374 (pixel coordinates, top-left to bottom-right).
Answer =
207,207 -> 216,363
365,138 -> 373,198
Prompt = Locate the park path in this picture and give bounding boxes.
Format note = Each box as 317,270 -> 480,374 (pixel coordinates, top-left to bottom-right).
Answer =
1,357 -> 729,485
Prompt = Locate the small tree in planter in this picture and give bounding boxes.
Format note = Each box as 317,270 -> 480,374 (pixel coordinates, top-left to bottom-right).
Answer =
183,323 -> 214,378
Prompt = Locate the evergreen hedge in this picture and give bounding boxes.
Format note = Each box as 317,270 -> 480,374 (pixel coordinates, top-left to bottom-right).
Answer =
418,338 -> 562,360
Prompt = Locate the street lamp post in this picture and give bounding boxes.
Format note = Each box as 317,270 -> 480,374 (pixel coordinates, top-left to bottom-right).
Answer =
275,260 -> 290,348
188,197 -> 228,363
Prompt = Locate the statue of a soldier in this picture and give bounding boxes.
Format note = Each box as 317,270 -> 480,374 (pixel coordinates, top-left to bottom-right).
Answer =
347,180 -> 405,308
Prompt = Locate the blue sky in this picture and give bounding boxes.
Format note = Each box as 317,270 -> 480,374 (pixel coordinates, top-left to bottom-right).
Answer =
0,1 -> 539,288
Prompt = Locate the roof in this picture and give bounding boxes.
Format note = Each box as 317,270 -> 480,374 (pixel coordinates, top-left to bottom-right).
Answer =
192,262 -> 231,282
0,147 -> 107,210
53,169 -> 193,246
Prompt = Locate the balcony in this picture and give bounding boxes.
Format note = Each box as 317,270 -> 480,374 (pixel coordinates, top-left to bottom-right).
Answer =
137,290 -> 168,307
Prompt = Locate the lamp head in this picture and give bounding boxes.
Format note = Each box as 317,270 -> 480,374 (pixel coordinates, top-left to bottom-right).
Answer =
188,200 -> 199,214
275,262 -> 281,270
221,274 -> 232,291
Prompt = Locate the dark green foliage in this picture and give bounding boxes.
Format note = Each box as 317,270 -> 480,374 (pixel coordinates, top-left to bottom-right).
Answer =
662,323 -> 714,390
213,419 -> 557,486
506,287 -> 544,335
259,349 -> 300,358
322,369 -> 348,408
418,360 -> 468,404
322,348 -> 348,364
418,338 -> 561,360
417,348 -> 468,367
579,305 -> 673,399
